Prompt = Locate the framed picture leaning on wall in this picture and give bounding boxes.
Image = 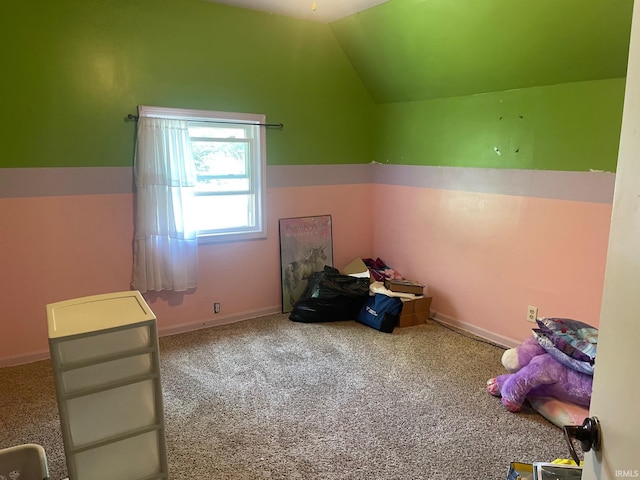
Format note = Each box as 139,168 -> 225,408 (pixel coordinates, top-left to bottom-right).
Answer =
279,215 -> 333,313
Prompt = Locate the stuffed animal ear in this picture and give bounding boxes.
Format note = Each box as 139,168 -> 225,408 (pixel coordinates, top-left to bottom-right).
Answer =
502,348 -> 520,372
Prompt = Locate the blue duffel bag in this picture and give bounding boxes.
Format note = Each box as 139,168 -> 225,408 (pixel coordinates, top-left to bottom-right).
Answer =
357,294 -> 402,333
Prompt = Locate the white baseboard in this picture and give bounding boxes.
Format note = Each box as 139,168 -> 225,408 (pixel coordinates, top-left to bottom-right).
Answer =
430,310 -> 520,349
0,306 -> 283,368
0,350 -> 51,368
2,308 -> 516,367
158,305 -> 283,338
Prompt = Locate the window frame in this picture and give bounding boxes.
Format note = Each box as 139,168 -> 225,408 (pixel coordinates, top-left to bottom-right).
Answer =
138,105 -> 267,244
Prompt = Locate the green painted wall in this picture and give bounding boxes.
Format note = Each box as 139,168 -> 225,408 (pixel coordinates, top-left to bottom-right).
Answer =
331,0 -> 634,103
1,0 -> 630,172
374,79 -> 626,171
0,0 -> 374,168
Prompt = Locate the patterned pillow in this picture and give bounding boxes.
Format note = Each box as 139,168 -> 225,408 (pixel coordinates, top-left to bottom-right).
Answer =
533,329 -> 595,376
535,317 -> 597,363
535,329 -> 592,364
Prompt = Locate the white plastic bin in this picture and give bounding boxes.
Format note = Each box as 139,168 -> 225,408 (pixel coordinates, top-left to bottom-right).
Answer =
0,443 -> 49,480
46,291 -> 168,480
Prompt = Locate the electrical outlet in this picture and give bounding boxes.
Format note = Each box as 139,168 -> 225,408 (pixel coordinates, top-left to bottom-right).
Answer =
214,302 -> 221,314
527,305 -> 538,323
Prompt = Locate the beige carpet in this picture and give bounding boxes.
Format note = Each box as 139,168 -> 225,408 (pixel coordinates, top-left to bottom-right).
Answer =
0,313 -> 573,479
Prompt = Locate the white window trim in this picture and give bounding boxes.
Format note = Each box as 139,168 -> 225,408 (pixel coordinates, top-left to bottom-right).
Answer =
138,105 -> 268,243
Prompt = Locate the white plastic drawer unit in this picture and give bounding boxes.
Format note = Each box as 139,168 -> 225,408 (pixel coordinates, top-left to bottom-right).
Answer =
0,443 -> 50,480
46,291 -> 169,480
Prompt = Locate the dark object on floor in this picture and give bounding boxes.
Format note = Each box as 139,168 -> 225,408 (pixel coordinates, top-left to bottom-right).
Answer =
289,266 -> 370,323
357,294 -> 402,333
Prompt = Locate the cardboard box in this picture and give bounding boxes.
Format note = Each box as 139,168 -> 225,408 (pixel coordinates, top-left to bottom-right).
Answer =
397,296 -> 432,327
384,278 -> 425,295
340,258 -> 370,279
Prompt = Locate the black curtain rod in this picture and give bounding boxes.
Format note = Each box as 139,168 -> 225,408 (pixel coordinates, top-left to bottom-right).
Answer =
127,113 -> 283,129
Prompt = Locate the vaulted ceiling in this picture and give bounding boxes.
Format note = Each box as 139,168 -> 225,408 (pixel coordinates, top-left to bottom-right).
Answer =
208,0 -> 390,23
211,0 -> 635,103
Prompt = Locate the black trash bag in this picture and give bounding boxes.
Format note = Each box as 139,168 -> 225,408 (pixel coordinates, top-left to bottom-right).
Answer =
289,296 -> 367,323
302,266 -> 371,299
289,266 -> 370,323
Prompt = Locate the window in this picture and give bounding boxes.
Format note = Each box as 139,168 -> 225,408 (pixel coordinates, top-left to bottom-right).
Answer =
139,106 -> 267,243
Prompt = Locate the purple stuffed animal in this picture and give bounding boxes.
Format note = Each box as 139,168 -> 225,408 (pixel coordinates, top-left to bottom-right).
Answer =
487,335 -> 593,412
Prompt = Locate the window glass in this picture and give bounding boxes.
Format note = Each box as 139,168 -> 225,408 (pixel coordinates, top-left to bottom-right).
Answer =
138,106 -> 266,242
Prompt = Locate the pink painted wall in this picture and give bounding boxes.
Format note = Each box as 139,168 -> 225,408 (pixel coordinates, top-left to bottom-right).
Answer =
144,184 -> 374,332
1,194 -> 135,363
0,184 -> 373,365
0,166 -> 613,364
371,184 -> 612,345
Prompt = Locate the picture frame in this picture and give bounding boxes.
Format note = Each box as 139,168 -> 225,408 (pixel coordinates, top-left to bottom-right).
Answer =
279,215 -> 334,313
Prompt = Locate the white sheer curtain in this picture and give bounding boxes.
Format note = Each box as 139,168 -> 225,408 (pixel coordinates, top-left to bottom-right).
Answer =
132,116 -> 198,293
